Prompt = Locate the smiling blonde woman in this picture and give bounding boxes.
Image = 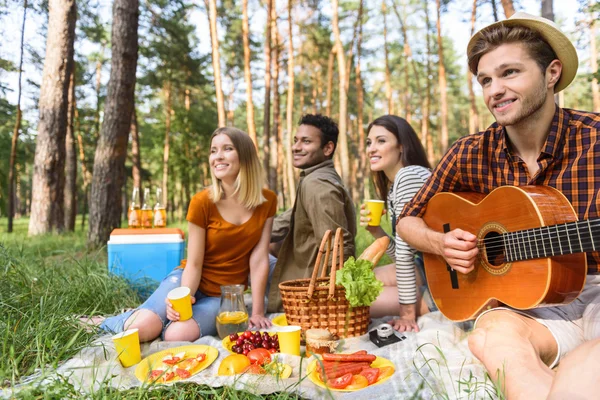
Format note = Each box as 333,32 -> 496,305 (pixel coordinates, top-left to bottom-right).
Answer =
100,127 -> 277,342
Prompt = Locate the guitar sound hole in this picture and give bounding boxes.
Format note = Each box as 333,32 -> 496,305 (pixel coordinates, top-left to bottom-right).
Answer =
483,231 -> 505,266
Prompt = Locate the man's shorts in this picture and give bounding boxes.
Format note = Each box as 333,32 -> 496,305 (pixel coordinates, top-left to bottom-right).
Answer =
475,274 -> 600,368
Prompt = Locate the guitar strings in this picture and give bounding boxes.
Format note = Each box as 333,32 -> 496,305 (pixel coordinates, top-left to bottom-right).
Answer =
477,236 -> 598,252
474,239 -> 597,265
472,227 -> 600,254
474,220 -> 600,248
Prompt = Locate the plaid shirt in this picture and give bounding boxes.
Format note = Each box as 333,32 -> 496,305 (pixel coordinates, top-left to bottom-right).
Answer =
401,107 -> 600,273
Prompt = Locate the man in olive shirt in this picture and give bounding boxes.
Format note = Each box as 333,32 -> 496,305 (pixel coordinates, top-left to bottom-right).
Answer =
266,114 -> 357,313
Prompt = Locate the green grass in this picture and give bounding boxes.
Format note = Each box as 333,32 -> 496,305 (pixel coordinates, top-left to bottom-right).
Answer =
0,216 -> 500,399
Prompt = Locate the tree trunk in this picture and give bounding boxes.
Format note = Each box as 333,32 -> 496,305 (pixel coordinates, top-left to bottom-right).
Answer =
326,48 -> 335,117
8,0 -> 27,233
424,0 -> 434,164
270,7 -> 282,202
64,67 -> 77,231
392,0 -> 422,129
94,44 -> 105,139
285,0 -> 296,203
355,0 -> 368,199
226,75 -> 235,125
500,0 -> 515,18
468,0 -> 480,134
331,0 -> 350,187
183,143 -> 191,209
540,1 -> 562,105
435,0 -> 448,154
131,107 -> 142,199
242,0 -> 257,145
344,11 -> 360,99
88,0 -> 138,247
162,82 -> 172,206
276,31 -> 286,207
263,0 -> 272,185
76,106 -> 92,230
391,0 -> 413,119
311,66 -> 318,114
541,0 -> 554,21
28,0 -> 76,236
591,10 -> 600,112
382,0 -> 393,114
401,6 -> 410,119
316,61 -> 323,112
490,0 -> 499,21
14,164 -> 21,217
299,82 -> 305,114
206,0 -> 226,127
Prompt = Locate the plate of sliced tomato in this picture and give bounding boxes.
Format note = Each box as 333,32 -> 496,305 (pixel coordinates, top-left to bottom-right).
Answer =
307,351 -> 395,392
134,344 -> 219,384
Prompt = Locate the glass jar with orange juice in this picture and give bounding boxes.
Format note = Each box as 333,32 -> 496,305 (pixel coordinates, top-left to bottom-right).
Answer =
216,284 -> 248,339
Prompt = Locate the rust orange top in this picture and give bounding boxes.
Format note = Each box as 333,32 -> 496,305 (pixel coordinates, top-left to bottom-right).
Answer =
185,188 -> 277,297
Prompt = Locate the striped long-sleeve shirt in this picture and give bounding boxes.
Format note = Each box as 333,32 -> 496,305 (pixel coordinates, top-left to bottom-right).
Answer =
384,165 -> 431,304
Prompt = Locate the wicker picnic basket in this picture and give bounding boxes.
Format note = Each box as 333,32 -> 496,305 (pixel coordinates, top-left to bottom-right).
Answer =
278,228 -> 370,339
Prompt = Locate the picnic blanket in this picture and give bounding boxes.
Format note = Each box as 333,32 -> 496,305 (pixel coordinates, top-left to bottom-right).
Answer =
18,312 -> 491,399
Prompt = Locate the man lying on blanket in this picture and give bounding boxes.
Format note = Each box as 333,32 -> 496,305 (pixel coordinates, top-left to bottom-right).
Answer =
397,12 -> 600,400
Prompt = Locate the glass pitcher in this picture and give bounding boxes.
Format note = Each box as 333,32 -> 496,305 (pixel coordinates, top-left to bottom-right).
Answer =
215,284 -> 249,339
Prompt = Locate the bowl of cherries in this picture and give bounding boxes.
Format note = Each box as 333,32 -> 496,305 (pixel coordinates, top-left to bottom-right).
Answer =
223,331 -> 280,355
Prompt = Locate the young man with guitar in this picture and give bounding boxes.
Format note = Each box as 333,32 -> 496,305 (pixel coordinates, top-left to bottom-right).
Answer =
397,13 -> 600,399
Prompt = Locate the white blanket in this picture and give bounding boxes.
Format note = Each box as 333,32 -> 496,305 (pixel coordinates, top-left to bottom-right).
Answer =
8,312 -> 495,399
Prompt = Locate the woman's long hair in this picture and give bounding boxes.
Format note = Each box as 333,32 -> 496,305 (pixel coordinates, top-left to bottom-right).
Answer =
209,127 -> 266,209
367,115 -> 430,203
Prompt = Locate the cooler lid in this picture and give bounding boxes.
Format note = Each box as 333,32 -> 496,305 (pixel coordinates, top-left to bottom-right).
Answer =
110,228 -> 185,239
108,234 -> 184,244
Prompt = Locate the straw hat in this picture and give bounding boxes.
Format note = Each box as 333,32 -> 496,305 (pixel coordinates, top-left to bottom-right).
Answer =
467,12 -> 578,93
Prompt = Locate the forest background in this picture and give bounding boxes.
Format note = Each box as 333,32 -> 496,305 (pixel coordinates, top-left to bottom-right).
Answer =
0,0 -> 599,247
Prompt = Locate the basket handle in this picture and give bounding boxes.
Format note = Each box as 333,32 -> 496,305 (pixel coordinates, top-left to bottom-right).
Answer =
307,230 -> 332,298
328,228 -> 344,300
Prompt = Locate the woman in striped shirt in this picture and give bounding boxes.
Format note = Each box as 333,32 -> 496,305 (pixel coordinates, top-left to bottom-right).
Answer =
361,115 -> 433,332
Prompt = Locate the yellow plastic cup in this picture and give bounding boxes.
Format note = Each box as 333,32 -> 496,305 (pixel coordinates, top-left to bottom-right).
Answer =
167,287 -> 193,321
112,328 -> 141,368
366,200 -> 385,226
278,326 -> 301,356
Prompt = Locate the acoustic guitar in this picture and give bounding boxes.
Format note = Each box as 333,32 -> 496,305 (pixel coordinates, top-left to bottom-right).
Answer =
422,185 -> 593,321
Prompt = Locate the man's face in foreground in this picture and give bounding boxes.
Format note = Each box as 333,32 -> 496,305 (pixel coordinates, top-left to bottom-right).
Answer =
477,43 -> 550,127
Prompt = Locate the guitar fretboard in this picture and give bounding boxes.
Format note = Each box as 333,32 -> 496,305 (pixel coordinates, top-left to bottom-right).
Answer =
502,218 -> 600,262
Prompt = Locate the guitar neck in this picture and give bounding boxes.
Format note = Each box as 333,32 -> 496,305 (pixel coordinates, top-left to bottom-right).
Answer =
504,218 -> 600,262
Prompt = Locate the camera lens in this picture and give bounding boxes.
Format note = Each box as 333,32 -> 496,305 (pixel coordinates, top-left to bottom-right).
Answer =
376,323 -> 394,339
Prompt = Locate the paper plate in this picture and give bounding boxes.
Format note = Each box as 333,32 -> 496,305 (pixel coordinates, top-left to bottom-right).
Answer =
134,344 -> 218,384
307,355 -> 395,392
222,331 -> 279,354
271,314 -> 288,327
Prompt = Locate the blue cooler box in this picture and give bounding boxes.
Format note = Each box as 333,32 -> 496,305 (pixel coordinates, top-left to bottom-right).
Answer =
108,229 -> 185,296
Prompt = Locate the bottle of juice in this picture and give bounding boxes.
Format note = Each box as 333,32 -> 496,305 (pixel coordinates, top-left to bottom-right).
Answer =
128,188 -> 141,228
140,188 -> 153,229
154,187 -> 167,228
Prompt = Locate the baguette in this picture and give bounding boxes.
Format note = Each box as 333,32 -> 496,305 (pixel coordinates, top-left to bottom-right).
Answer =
357,236 -> 390,267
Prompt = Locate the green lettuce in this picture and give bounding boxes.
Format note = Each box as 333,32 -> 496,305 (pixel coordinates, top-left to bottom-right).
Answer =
335,256 -> 383,307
